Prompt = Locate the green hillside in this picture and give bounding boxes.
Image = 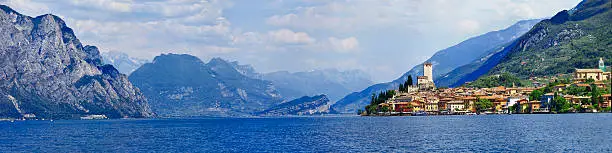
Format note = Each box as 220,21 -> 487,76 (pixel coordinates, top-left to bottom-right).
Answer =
488,0 -> 611,77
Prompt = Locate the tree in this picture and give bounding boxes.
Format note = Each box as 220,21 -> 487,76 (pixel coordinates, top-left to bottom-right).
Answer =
475,98 -> 493,113
529,90 -> 544,102
553,94 -> 571,113
407,75 -> 413,86
590,84 -> 602,110
381,106 -> 390,113
585,78 -> 595,84
365,90 -> 397,114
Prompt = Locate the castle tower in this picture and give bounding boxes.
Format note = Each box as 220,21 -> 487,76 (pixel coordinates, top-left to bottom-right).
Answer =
423,62 -> 433,81
599,58 -> 606,72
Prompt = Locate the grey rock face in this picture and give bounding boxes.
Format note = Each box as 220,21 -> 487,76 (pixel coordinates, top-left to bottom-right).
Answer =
258,95 -> 331,116
0,5 -> 153,119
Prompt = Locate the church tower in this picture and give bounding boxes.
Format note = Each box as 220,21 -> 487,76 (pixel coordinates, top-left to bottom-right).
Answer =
599,58 -> 606,72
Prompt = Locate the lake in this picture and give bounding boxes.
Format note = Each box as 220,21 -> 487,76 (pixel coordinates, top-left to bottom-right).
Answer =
1,114 -> 612,152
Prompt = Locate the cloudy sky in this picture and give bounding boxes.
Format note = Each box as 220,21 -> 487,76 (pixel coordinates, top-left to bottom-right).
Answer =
1,0 -> 581,82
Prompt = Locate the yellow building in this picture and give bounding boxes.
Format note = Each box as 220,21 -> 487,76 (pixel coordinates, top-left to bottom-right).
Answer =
574,58 -> 611,81
447,101 -> 465,111
575,69 -> 607,81
424,102 -> 438,112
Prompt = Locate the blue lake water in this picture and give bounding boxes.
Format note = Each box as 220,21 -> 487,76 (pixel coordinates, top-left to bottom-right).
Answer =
1,114 -> 612,152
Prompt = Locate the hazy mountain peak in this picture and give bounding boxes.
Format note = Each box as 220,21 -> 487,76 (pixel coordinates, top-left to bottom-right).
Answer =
263,68 -> 374,102
101,51 -> 149,75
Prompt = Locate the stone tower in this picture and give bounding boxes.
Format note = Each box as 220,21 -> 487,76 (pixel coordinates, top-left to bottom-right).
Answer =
423,62 -> 433,81
599,58 -> 606,72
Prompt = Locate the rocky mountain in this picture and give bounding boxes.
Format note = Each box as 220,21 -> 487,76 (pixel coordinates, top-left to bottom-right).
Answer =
101,51 -> 149,75
263,69 -> 373,102
485,0 -> 611,78
258,95 -> 331,116
128,54 -> 283,117
0,5 -> 153,119
332,19 -> 541,113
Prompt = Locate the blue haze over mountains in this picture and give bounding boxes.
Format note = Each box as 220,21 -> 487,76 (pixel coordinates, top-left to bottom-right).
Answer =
126,53 -> 372,116
332,19 -> 542,113
1,0 -> 602,118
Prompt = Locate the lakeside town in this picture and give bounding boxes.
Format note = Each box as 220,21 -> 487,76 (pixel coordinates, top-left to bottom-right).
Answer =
361,58 -> 612,116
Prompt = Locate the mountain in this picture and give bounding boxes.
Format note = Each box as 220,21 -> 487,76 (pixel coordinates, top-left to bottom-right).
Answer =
485,0 -> 611,78
263,69 -> 373,102
228,61 -> 263,79
332,19 -> 541,113
101,51 -> 149,75
128,54 -> 283,117
258,95 -> 331,116
0,5 -> 153,119
442,0 -> 610,86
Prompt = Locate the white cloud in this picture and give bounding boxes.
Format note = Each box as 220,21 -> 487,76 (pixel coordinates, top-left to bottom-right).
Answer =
328,37 -> 359,52
1,0 -> 50,15
68,0 -> 132,12
267,29 -> 315,44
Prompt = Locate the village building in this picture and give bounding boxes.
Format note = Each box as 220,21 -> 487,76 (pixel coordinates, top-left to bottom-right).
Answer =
603,94 -> 611,108
574,58 -> 611,82
369,57 -> 611,116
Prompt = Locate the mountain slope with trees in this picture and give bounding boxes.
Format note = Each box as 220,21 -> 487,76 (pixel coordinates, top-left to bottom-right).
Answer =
487,0 -> 611,78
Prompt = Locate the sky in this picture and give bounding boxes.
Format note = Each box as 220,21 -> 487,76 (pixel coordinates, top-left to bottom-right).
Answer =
1,0 -> 581,82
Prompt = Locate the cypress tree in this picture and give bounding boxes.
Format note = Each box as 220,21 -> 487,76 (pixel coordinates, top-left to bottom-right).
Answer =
407,75 -> 413,86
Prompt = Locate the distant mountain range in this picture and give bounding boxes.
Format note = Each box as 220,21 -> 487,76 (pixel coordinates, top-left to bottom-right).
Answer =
0,5 -> 153,119
127,53 -> 373,116
263,69 -> 373,102
332,19 -> 542,113
101,51 -> 149,75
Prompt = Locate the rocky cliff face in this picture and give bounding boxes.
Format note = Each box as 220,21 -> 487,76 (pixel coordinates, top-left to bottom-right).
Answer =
0,5 -> 153,119
129,54 -> 283,117
258,95 -> 331,116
